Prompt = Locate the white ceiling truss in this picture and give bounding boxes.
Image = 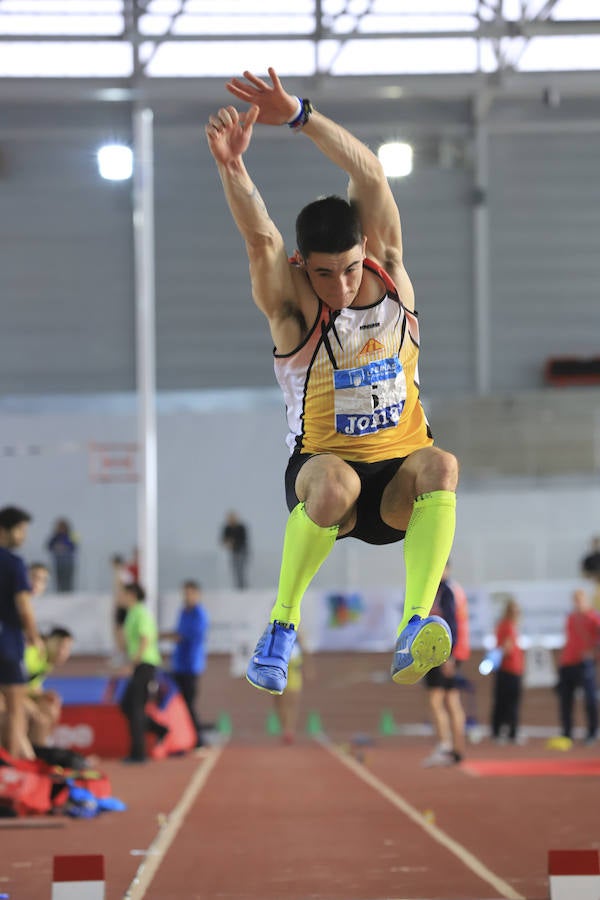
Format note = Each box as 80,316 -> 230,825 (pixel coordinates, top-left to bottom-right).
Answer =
0,1 -> 599,80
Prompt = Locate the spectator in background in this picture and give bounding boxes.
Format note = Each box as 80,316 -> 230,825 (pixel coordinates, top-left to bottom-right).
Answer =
109,550 -> 142,663
160,580 -> 210,748
119,582 -> 168,763
28,562 -> 50,599
421,561 -> 469,767
25,626 -> 74,747
581,537 -> 600,613
581,536 -> 600,581
556,588 -> 600,746
220,511 -> 249,590
0,506 -> 41,759
46,518 -> 78,593
490,596 -> 525,744
110,554 -> 133,664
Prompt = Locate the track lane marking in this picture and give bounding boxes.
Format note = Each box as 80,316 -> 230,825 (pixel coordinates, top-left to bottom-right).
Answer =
320,738 -> 525,900
123,745 -> 223,899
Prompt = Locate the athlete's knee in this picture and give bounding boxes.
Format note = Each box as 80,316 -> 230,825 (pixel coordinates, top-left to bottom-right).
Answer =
420,447 -> 459,491
302,466 -> 360,527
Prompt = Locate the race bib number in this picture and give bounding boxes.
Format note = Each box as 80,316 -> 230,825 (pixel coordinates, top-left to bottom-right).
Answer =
333,356 -> 407,436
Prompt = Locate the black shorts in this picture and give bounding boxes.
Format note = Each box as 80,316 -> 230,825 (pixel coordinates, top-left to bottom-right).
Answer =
0,656 -> 26,686
284,452 -> 407,546
424,660 -> 461,691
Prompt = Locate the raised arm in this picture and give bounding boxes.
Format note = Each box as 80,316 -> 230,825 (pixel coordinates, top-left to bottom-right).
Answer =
205,104 -> 301,341
226,68 -> 414,308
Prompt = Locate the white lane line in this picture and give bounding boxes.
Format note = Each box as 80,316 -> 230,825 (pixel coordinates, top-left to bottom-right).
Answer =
320,739 -> 525,900
123,745 -> 223,900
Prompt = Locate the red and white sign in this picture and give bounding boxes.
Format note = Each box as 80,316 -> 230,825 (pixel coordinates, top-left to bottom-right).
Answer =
548,849 -> 600,900
52,855 -> 105,900
89,442 -> 138,483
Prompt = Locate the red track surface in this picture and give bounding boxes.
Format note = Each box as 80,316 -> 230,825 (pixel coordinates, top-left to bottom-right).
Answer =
2,736 -> 599,900
2,654 -> 598,900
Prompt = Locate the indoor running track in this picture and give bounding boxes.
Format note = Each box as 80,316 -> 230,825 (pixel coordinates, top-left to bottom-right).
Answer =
3,737 -> 598,900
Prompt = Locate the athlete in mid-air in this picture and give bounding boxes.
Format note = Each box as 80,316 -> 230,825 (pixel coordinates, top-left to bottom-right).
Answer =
206,67 -> 459,693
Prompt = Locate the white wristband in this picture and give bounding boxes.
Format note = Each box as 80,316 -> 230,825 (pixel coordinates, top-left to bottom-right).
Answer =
286,96 -> 303,125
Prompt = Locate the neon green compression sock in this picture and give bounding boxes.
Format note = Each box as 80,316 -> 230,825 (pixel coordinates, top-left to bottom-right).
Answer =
397,490 -> 456,635
270,502 -> 339,628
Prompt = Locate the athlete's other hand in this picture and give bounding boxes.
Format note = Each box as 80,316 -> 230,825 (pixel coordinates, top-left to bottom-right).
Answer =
226,67 -> 299,125
205,104 -> 259,163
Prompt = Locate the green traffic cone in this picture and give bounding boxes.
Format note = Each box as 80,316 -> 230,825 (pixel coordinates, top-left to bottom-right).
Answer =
266,710 -> 282,736
217,711 -> 232,737
306,710 -> 323,736
379,709 -> 396,736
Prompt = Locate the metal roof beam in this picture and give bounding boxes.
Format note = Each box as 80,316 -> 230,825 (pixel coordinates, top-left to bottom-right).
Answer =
1,20 -> 600,42
1,69 -> 599,104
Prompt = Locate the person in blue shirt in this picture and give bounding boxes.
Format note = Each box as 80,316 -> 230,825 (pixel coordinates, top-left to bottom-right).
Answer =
0,506 -> 42,759
161,580 -> 210,747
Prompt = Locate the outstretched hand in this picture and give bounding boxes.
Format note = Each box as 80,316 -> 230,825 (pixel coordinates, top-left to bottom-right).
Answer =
226,67 -> 299,125
205,104 -> 259,164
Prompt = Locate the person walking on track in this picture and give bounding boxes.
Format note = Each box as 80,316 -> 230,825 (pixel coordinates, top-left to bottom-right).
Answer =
206,67 -> 459,695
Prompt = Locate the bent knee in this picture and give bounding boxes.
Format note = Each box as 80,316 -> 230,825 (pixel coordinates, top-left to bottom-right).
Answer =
438,449 -> 459,487
300,459 -> 361,526
424,447 -> 459,491
305,479 -> 358,526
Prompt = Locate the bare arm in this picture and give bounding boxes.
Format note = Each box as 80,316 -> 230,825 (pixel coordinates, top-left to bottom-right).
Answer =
15,591 -> 41,648
159,630 -> 181,642
205,104 -> 302,343
226,68 -> 414,309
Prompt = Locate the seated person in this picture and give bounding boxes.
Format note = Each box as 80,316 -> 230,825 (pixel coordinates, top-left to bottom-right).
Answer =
24,626 -> 74,747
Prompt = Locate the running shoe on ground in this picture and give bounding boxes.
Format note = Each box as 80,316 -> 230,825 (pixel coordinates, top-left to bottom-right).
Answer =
246,621 -> 297,694
422,745 -> 462,767
391,614 -> 452,685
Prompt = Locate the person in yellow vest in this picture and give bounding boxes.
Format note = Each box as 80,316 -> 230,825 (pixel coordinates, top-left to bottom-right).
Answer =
206,67 -> 458,696
421,561 -> 470,767
119,582 -> 168,764
25,625 -> 74,746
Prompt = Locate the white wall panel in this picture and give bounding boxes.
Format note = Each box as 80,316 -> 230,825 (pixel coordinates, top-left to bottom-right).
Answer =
1,99 -> 598,399
488,131 -> 600,391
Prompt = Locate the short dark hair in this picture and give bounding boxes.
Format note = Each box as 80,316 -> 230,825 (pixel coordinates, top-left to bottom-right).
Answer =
29,561 -> 49,572
47,626 -> 73,641
183,579 -> 201,591
0,506 -> 32,531
124,582 -> 146,602
295,195 -> 363,259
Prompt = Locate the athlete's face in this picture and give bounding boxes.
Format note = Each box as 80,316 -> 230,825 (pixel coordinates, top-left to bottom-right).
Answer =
301,240 -> 367,310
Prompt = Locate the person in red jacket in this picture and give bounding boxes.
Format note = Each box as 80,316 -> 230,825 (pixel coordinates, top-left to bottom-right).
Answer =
490,597 -> 525,744
557,589 -> 600,744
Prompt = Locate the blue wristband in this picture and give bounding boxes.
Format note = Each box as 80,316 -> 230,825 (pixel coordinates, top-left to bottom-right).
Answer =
288,98 -> 313,131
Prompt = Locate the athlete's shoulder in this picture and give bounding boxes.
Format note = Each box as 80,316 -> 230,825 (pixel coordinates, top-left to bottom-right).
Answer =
363,258 -> 399,299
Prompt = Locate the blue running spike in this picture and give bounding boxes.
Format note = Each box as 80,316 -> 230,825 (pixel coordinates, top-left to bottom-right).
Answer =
391,615 -> 452,685
246,621 -> 297,695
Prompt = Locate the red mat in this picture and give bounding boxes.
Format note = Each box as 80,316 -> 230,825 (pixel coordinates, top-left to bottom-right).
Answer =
462,758 -> 600,777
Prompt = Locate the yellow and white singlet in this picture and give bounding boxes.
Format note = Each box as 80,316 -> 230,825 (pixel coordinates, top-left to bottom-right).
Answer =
274,259 -> 433,462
